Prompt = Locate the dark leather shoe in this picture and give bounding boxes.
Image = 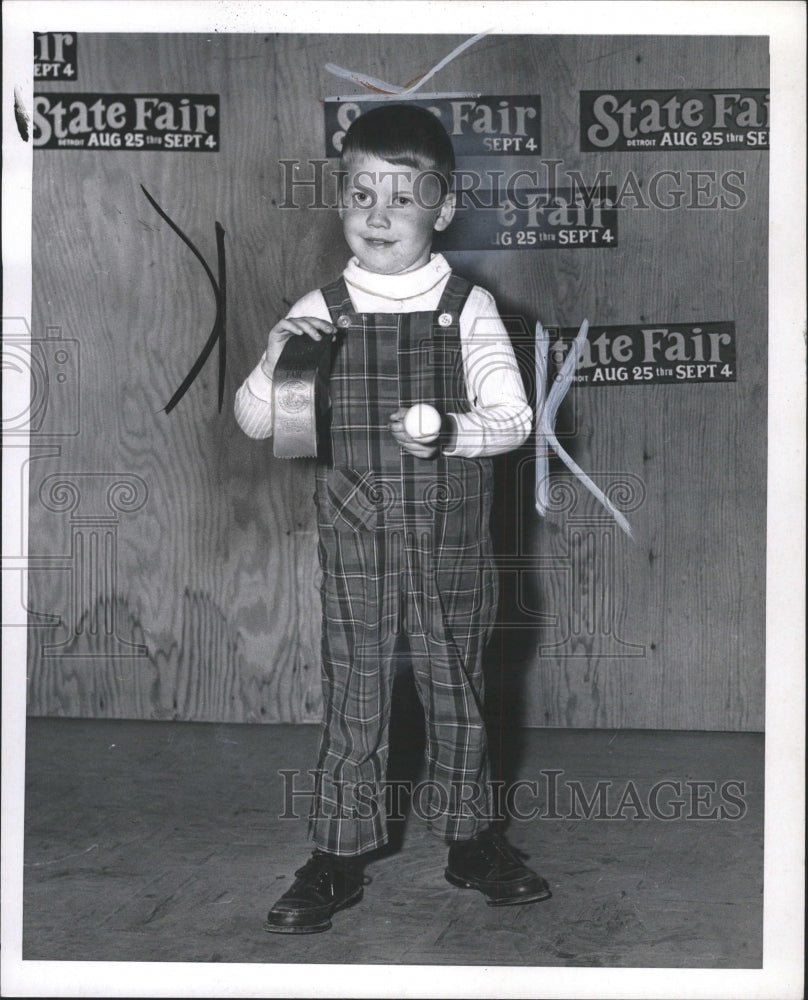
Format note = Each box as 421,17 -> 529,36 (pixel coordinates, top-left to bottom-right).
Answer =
265,851 -> 366,934
445,830 -> 552,906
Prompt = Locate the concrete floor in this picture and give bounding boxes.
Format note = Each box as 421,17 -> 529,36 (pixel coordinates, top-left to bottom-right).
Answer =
22,709 -> 763,969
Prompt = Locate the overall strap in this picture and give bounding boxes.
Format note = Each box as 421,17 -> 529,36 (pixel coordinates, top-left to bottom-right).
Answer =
434,273 -> 474,323
427,274 -> 473,410
320,277 -> 353,321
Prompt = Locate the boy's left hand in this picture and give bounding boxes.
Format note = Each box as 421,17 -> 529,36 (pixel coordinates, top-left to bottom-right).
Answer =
389,408 -> 441,459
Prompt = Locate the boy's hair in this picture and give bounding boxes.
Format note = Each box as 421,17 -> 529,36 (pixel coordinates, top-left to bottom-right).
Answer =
340,104 -> 456,187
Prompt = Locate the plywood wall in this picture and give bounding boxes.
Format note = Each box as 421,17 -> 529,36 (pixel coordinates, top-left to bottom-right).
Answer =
25,32 -> 767,729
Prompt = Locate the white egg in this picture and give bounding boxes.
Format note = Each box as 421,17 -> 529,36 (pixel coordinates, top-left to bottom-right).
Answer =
403,403 -> 442,443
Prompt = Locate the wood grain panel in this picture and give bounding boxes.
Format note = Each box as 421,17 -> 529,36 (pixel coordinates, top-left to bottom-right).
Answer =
26,32 -> 767,729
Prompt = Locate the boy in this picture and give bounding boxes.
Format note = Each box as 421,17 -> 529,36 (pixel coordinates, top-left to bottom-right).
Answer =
235,105 -> 550,934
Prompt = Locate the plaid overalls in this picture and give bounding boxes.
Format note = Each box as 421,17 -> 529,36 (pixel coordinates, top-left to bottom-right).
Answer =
310,274 -> 499,855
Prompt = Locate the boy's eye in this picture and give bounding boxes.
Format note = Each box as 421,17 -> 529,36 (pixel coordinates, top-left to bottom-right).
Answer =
351,190 -> 373,207
392,195 -> 413,207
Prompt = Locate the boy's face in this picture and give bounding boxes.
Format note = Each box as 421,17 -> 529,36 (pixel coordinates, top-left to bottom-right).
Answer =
339,154 -> 455,275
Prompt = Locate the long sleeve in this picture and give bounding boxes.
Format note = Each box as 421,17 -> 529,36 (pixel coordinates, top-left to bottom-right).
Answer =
446,286 -> 533,459
233,363 -> 275,439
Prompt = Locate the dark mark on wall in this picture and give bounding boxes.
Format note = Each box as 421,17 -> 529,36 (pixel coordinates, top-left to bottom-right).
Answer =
14,86 -> 30,141
140,185 -> 227,413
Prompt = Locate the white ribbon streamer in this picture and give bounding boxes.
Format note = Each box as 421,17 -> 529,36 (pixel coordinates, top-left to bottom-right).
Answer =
396,32 -> 491,96
535,320 -> 634,539
324,31 -> 490,98
323,65 -> 405,95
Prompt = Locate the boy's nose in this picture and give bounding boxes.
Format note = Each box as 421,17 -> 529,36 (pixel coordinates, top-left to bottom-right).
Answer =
366,204 -> 390,228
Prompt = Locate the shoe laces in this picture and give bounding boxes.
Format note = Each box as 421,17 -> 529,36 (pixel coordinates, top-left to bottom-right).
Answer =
295,852 -> 371,885
474,831 -> 529,867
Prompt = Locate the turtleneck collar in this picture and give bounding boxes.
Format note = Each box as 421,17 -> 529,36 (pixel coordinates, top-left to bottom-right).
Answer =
343,253 -> 451,301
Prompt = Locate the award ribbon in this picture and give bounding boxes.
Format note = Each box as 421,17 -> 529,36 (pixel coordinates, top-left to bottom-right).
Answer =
272,335 -> 334,459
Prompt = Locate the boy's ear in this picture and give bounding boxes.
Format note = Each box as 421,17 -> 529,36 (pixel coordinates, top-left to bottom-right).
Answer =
433,192 -> 456,232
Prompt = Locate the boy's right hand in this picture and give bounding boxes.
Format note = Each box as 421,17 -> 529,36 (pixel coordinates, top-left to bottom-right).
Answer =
262,317 -> 336,378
